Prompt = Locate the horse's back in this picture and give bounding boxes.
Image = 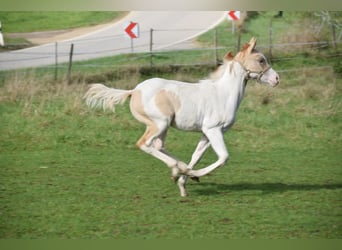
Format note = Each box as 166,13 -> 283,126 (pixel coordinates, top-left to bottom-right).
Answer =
131,78 -> 212,131
135,77 -> 193,90
135,77 -> 207,98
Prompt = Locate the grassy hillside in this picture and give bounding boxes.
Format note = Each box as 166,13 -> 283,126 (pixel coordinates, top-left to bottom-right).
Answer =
198,12 -> 341,50
0,11 -> 126,49
0,12 -> 125,33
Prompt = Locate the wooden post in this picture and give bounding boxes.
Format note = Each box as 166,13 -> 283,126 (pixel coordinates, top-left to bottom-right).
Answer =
149,28 -> 153,67
67,43 -> 74,84
331,24 -> 337,50
54,42 -> 58,81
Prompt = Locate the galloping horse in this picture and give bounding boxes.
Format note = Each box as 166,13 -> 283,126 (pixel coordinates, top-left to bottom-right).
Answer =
84,38 -> 280,196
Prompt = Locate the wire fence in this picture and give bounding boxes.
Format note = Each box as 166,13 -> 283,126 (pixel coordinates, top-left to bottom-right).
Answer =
1,25 -> 341,81
3,39 -> 340,64
57,39 -> 341,71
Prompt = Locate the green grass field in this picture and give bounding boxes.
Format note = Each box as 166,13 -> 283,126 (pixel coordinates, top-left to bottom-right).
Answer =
0,63 -> 341,239
0,12 -> 125,33
0,11 -> 341,239
0,11 -> 125,48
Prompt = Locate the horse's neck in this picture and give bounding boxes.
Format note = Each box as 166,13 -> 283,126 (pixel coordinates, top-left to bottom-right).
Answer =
216,61 -> 247,105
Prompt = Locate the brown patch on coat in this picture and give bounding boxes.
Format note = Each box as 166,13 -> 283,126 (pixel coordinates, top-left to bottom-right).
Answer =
155,90 -> 181,116
130,90 -> 159,148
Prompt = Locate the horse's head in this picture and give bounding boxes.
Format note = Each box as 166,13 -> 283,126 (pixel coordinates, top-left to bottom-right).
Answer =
232,37 -> 280,87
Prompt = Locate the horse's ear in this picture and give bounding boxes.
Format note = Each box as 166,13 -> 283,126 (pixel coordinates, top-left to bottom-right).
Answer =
223,51 -> 234,62
247,37 -> 257,54
241,43 -> 250,52
241,37 -> 257,54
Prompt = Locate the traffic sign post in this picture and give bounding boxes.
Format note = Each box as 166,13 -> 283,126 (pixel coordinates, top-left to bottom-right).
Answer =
227,11 -> 240,21
226,11 -> 241,34
123,21 -> 139,52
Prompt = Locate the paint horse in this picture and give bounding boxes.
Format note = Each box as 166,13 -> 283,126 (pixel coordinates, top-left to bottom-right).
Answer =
84,38 -> 280,197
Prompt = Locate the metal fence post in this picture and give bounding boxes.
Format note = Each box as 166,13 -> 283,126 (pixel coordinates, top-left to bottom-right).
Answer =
214,28 -> 218,65
67,43 -> 74,84
269,18 -> 273,61
237,28 -> 241,52
150,28 -> 153,67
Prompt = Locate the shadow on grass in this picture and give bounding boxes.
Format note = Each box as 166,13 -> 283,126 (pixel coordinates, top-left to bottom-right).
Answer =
192,182 -> 342,196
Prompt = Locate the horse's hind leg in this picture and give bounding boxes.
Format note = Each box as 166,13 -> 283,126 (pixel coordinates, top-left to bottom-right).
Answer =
130,91 -> 187,184
154,131 -> 189,176
136,124 -> 188,179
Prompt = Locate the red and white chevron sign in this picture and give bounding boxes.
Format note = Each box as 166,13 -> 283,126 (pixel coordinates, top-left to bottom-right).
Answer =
227,11 -> 240,20
124,21 -> 139,39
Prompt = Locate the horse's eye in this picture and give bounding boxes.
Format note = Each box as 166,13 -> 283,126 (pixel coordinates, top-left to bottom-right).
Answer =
259,58 -> 265,64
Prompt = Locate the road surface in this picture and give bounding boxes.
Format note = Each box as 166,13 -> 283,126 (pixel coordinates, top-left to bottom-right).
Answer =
0,11 -> 226,71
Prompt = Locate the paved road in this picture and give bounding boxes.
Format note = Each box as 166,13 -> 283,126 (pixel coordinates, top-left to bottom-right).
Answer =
0,11 -> 226,71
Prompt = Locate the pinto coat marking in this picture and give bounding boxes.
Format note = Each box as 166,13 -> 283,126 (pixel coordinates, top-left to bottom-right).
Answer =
84,37 -> 280,197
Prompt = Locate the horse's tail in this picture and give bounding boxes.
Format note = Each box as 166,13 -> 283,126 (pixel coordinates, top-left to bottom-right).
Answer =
84,83 -> 133,112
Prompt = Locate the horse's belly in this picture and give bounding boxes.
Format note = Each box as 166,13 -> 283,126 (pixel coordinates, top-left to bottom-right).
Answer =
172,123 -> 201,131
172,113 -> 202,131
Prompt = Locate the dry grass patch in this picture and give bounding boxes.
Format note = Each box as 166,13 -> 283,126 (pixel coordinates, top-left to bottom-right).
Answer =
0,72 -> 88,116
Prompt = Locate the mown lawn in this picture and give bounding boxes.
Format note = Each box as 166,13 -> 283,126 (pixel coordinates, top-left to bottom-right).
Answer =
0,64 -> 341,238
0,12 -> 125,33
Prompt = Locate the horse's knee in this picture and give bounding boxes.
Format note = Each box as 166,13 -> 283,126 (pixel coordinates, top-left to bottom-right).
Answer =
219,152 -> 229,165
138,144 -> 151,153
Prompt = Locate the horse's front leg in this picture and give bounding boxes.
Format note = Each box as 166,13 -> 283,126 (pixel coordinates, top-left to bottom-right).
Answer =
177,135 -> 210,197
187,127 -> 229,178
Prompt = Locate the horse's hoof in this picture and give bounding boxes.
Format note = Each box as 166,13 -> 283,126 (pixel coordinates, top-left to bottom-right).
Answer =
180,192 -> 188,197
190,176 -> 200,182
